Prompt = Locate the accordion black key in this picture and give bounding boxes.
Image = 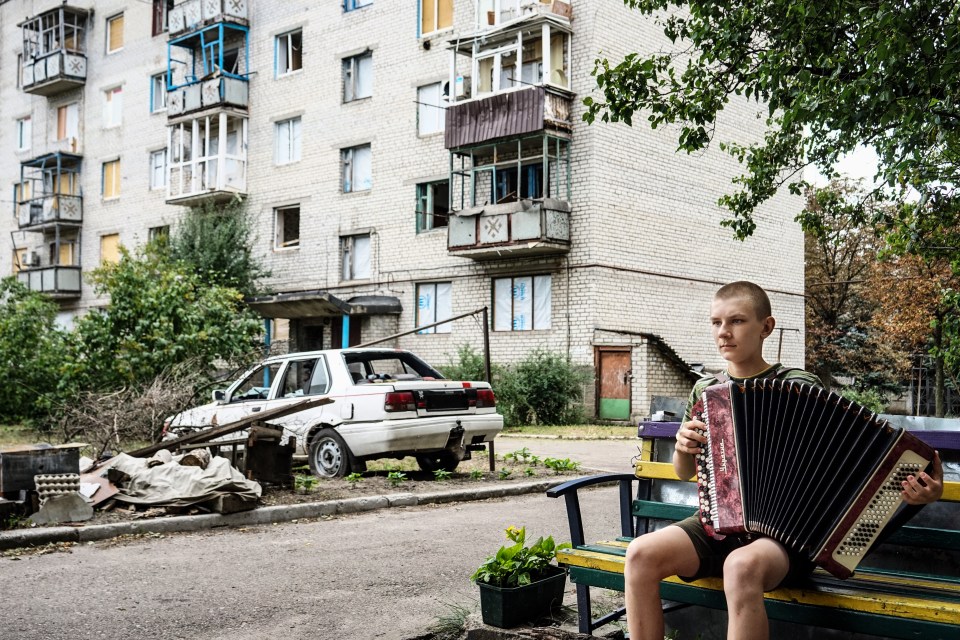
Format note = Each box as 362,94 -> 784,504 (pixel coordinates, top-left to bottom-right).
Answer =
693,378 -> 935,579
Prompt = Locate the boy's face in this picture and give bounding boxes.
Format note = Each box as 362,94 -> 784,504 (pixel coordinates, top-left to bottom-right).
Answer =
710,295 -> 775,368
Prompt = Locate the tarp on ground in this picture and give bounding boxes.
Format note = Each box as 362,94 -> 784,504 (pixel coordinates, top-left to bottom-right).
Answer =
109,453 -> 261,507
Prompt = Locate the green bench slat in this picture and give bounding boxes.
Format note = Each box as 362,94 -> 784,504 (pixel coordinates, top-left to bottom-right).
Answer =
568,566 -> 959,640
632,500 -> 695,521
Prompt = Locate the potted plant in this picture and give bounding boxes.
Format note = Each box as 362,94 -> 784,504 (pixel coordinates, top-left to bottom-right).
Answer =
470,526 -> 570,628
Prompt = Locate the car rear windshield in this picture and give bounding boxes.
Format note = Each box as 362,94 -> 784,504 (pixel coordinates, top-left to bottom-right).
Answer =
343,351 -> 444,383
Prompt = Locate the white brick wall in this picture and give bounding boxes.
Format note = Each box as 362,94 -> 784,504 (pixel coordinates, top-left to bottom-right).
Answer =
0,1 -> 807,420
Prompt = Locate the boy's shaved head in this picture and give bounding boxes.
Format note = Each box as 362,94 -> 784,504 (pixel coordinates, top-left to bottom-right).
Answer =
714,281 -> 772,320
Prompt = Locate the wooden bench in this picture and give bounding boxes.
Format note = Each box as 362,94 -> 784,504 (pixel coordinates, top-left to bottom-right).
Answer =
548,431 -> 960,638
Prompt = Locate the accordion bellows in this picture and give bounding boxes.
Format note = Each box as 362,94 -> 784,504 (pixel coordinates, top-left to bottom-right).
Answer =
694,379 -> 935,579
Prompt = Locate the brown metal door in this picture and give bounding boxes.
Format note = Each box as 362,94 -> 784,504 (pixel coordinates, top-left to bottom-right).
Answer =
596,348 -> 632,420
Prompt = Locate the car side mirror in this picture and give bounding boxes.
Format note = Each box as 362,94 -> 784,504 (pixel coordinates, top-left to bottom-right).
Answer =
213,389 -> 226,403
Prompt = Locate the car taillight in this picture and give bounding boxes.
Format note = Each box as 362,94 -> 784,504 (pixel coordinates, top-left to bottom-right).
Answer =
384,391 -> 416,412
476,389 -> 496,408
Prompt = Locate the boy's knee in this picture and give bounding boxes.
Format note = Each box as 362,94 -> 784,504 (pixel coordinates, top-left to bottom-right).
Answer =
625,537 -> 679,579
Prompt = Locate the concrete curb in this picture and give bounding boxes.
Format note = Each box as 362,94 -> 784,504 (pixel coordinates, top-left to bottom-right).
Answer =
0,478 -> 572,551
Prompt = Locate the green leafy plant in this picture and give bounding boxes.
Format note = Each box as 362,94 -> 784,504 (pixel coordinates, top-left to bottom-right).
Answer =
439,344 -> 488,382
505,447 -> 533,463
433,469 -> 453,481
495,350 -> 590,427
345,472 -> 364,484
471,526 -> 570,588
543,457 -> 581,474
498,469 -> 512,480
840,387 -> 888,414
470,469 -> 484,480
524,467 -> 536,477
387,471 -> 408,487
294,474 -> 318,492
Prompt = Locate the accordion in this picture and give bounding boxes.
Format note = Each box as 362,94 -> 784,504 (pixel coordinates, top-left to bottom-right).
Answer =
692,378 -> 935,579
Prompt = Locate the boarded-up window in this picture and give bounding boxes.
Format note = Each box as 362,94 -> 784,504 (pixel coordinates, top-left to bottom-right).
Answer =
341,234 -> 371,280
51,241 -> 75,266
100,234 -> 121,264
57,103 -> 80,141
493,275 -> 551,331
341,144 -> 372,192
417,82 -> 447,135
107,14 -> 124,53
420,0 -> 452,35
12,248 -> 28,273
103,159 -> 121,198
416,282 -> 452,333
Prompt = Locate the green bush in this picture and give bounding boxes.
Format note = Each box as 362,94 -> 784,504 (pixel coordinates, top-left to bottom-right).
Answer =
438,344 -> 488,381
840,387 -> 887,414
495,349 -> 589,427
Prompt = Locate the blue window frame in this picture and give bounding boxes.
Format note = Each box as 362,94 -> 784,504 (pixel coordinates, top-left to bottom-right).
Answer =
344,0 -> 373,11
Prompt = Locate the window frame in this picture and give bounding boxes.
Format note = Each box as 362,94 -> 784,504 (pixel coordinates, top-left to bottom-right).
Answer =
102,159 -> 121,199
106,13 -> 124,54
274,205 -> 301,251
341,144 -> 373,193
16,117 -> 31,152
149,149 -> 167,191
57,103 -> 80,142
148,225 -> 170,243
415,180 -> 450,233
417,81 -> 448,136
419,0 -> 454,37
416,282 -> 453,334
99,233 -> 121,264
341,234 -> 372,281
275,30 -> 303,77
150,73 -> 167,113
274,117 -> 302,165
103,86 -> 123,128
344,0 -> 374,11
492,274 -> 552,332
342,51 -> 373,103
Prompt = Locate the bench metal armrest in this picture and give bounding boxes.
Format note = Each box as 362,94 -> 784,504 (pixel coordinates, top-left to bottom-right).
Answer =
546,473 -> 638,547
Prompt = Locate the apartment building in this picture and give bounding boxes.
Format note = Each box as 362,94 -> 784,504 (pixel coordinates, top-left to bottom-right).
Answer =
0,0 -> 808,421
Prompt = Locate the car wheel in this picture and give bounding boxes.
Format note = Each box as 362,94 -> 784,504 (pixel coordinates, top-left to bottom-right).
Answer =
309,430 -> 354,478
416,451 -> 461,473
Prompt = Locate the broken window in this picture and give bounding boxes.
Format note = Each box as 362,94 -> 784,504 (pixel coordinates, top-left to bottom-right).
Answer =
416,180 -> 450,232
341,234 -> 371,280
477,47 -> 519,95
342,51 -> 373,102
344,0 -> 373,11
493,275 -> 551,331
152,0 -> 175,36
420,0 -> 453,36
150,149 -> 167,190
416,283 -> 453,334
106,14 -> 124,54
16,117 -> 31,152
275,117 -> 302,165
150,73 -> 167,113
280,357 -> 328,398
57,103 -> 80,141
417,82 -> 448,135
148,225 -> 169,243
276,30 -> 303,76
102,159 -> 121,199
103,86 -> 122,128
275,205 -> 301,250
341,144 -> 372,192
231,363 -> 282,402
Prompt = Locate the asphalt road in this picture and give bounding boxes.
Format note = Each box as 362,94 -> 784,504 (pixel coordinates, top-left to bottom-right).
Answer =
1,488 -> 622,640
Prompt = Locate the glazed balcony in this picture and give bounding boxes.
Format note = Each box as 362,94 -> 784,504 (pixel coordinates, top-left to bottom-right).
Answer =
167,112 -> 247,206
19,6 -> 89,97
168,0 -> 249,38
17,266 -> 82,298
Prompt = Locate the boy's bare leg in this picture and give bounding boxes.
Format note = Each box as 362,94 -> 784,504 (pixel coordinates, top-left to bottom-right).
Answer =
624,526 -> 701,640
722,538 -> 791,640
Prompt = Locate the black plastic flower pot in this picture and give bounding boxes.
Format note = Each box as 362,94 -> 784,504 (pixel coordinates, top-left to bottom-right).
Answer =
476,565 -> 567,629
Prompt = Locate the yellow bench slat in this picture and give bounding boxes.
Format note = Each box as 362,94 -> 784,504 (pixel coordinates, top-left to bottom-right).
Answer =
557,548 -> 960,623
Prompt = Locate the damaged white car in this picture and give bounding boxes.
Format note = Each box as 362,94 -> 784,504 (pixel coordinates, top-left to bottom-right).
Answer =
164,349 -> 503,478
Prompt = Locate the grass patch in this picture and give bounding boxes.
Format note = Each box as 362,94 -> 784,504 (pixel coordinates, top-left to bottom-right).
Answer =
502,424 -> 636,439
0,424 -> 44,447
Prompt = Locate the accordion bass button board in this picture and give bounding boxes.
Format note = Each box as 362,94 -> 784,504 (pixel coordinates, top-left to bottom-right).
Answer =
695,379 -> 935,579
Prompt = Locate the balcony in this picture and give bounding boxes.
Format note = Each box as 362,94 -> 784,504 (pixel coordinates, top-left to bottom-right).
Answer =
167,22 -> 249,117
475,1 -> 571,31
168,0 -> 249,38
19,6 -> 89,97
16,152 -> 83,231
448,198 -> 571,260
17,267 -> 82,298
167,112 -> 247,206
445,85 -> 572,149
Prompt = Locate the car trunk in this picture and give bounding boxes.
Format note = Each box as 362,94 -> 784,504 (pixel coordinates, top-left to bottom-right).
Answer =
389,381 -> 476,415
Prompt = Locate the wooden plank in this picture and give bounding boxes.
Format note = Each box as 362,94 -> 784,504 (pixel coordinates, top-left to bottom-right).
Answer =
127,396 -> 331,458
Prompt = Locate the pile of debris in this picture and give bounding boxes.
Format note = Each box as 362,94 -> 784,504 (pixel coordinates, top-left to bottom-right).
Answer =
0,397 -> 329,527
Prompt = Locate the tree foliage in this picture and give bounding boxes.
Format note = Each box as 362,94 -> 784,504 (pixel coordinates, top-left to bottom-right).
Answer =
61,244 -> 263,394
0,278 -> 66,421
585,1 -> 960,239
168,197 -> 268,296
801,180 -> 904,393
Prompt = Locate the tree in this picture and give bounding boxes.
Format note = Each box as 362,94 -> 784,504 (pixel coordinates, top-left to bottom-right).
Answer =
168,197 -> 269,296
585,1 -> 960,240
61,244 -> 264,394
0,278 -> 66,421
801,180 -> 904,393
